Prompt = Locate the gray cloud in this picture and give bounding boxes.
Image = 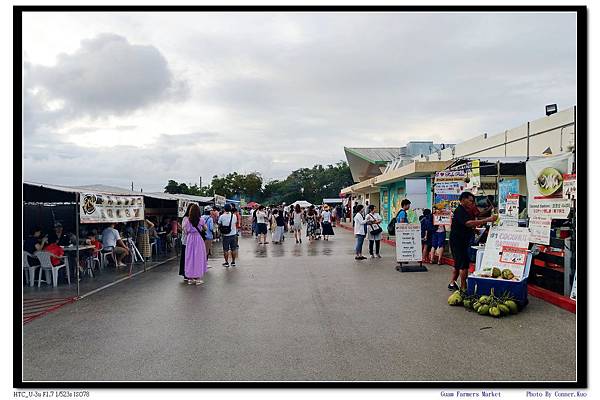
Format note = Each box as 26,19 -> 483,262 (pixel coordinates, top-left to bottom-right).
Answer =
24,33 -> 189,135
22,12 -> 577,190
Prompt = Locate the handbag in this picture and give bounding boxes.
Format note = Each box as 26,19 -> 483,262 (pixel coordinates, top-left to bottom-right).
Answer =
371,226 -> 383,235
368,213 -> 383,235
195,225 -> 207,240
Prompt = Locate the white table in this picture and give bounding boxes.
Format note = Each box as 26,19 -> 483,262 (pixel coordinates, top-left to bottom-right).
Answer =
61,245 -> 97,279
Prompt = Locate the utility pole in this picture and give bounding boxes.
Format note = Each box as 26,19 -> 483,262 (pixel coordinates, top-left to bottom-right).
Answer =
199,176 -> 202,188
131,181 -> 134,191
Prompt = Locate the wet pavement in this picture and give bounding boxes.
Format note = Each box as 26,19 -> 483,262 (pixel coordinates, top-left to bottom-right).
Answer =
22,226 -> 576,381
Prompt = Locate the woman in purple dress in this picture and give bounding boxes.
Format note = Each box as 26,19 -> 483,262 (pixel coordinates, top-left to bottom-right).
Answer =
183,203 -> 208,285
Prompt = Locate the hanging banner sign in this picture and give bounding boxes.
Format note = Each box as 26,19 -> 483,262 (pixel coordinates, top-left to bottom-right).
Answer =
501,194 -> 520,227
433,181 -> 464,195
433,210 -> 452,226
478,226 -> 530,280
498,179 -> 520,209
528,198 -> 571,219
434,170 -> 467,182
526,153 -> 571,215
562,174 -> 576,200
395,223 -> 422,262
178,199 -> 196,217
80,193 -> 144,223
214,194 -> 226,207
528,215 -> 552,245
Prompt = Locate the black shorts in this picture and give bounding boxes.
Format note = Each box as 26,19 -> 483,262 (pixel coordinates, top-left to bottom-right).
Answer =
257,223 -> 268,235
450,243 -> 470,270
222,235 -> 239,252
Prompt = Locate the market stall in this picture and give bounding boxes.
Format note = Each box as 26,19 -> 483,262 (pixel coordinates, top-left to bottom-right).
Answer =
23,182 -> 146,296
443,152 -> 577,313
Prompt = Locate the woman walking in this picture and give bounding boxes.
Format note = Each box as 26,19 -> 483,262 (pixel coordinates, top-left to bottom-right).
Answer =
306,205 -> 318,242
183,203 -> 208,285
201,206 -> 214,265
320,205 -> 335,241
365,204 -> 383,258
292,204 -> 304,243
178,204 -> 194,282
256,205 -> 269,245
272,209 -> 285,244
353,204 -> 370,260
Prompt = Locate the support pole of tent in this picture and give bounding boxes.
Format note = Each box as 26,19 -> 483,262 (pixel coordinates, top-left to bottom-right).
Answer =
143,219 -> 147,273
495,161 -> 500,208
76,192 -> 80,297
526,121 -> 530,161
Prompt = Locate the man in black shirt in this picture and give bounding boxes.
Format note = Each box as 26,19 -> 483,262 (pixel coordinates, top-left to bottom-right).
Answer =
448,192 -> 497,291
48,223 -> 73,247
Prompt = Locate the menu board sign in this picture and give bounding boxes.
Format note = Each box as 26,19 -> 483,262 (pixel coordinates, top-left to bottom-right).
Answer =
529,198 -> 571,219
395,223 -> 422,262
528,215 -> 552,245
501,194 -> 519,227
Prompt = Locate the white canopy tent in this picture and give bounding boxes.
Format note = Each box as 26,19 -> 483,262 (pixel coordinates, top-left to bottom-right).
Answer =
291,200 -> 313,208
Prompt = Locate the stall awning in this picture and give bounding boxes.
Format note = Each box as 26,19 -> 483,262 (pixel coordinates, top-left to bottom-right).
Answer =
375,160 -> 452,186
449,157 -> 543,176
23,181 -> 143,203
170,193 -> 214,204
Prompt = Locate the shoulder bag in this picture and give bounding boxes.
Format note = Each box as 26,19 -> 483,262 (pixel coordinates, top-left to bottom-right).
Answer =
368,213 -> 383,236
219,213 -> 233,235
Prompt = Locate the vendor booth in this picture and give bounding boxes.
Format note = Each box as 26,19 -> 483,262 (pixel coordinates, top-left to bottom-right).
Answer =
438,152 -> 577,310
23,182 -> 148,296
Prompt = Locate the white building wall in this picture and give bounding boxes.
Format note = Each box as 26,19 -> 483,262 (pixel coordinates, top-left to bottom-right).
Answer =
414,106 -> 576,161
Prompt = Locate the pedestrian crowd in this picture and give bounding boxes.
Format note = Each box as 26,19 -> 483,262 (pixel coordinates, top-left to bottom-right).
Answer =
350,191 -> 498,292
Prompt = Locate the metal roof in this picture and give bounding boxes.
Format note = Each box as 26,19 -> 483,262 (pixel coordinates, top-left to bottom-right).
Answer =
344,147 -> 403,163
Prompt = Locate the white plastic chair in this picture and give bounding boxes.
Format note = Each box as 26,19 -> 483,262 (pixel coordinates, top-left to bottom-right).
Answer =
35,251 -> 66,288
100,247 -> 116,269
23,251 -> 39,287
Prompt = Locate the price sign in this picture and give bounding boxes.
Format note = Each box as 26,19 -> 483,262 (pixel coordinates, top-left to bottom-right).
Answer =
395,223 -> 422,262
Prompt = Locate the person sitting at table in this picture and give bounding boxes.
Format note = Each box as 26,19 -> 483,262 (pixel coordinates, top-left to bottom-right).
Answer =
24,226 -> 46,266
86,231 -> 102,252
48,222 -> 75,247
101,223 -> 130,267
43,236 -> 65,266
166,217 -> 181,252
148,219 -> 163,255
42,235 -> 70,283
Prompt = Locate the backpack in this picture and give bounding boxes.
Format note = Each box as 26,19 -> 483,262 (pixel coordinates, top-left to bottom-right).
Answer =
387,217 -> 397,236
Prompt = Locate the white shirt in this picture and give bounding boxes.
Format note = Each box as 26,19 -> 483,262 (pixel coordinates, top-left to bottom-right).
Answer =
366,212 -> 382,237
101,227 -> 120,248
217,212 -> 238,236
321,211 -> 332,223
256,210 -> 268,224
353,213 -> 368,235
293,211 -> 303,224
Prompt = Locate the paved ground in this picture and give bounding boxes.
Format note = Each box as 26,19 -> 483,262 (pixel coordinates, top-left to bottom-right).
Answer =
22,226 -> 576,382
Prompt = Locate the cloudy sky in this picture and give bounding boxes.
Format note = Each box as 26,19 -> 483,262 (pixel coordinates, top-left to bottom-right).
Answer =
22,11 -> 577,192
